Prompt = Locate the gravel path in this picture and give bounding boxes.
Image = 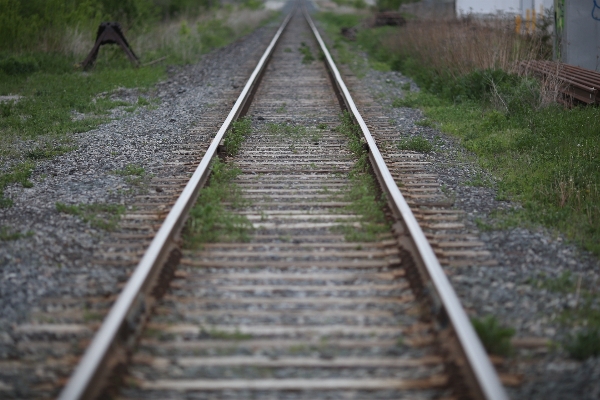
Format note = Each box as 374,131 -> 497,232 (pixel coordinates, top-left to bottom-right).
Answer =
355,62 -> 600,399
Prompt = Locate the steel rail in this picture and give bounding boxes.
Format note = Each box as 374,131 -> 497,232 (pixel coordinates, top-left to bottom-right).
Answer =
58,10 -> 294,400
303,8 -> 509,400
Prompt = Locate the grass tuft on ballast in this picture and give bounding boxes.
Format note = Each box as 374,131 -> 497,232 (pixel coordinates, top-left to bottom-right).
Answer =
0,225 -> 33,241
299,42 -> 315,64
223,117 -> 252,156
397,136 -> 432,153
471,315 -> 515,357
55,202 -> 126,231
334,111 -> 389,241
183,159 -> 252,248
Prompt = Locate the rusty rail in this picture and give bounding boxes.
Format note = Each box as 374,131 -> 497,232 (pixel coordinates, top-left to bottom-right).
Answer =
520,60 -> 600,105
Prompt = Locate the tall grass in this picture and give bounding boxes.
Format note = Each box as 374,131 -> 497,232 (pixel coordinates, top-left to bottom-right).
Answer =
318,11 -> 600,255
384,18 -> 551,78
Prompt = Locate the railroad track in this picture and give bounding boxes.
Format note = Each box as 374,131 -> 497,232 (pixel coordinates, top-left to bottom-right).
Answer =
43,5 -> 506,400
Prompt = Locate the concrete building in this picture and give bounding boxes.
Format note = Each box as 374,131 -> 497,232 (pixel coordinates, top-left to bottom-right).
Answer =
455,0 -> 554,17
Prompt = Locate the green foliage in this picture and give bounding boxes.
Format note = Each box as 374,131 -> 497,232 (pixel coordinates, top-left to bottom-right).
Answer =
0,225 -> 33,240
114,163 -> 145,177
26,145 -> 73,160
223,117 -> 252,157
0,0 -> 217,53
183,159 -> 252,248
0,161 -> 34,207
241,0 -> 263,10
397,136 -> 432,153
197,19 -> 235,50
201,327 -> 253,340
55,202 -> 125,230
299,42 -> 315,64
319,10 -> 600,255
335,111 -> 389,241
565,328 -> 600,360
376,0 -> 417,11
534,271 -> 577,294
332,0 -> 367,9
0,55 -> 39,75
472,315 -> 515,356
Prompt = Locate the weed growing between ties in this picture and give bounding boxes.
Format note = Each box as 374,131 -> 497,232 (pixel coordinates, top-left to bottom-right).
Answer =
223,117 -> 252,156
183,159 -> 252,248
471,315 -> 515,357
299,42 -> 315,64
55,202 -> 126,231
200,327 -> 253,340
334,111 -> 389,241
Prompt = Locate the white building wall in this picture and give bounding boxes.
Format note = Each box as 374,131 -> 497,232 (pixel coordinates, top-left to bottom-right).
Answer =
456,0 -> 553,17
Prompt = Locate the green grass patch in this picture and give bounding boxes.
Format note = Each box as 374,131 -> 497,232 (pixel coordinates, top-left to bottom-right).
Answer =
201,327 -> 253,340
299,42 -> 315,64
223,117 -> 252,157
397,136 -> 432,153
320,10 -> 600,255
334,111 -> 389,241
397,89 -> 600,256
183,159 -> 252,248
0,6 -> 275,208
0,225 -> 33,241
113,163 -> 148,186
55,202 -> 126,230
472,315 -> 515,357
0,160 -> 34,207
564,328 -> 600,360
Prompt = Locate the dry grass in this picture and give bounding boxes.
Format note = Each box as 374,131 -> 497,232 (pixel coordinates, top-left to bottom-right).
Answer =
58,7 -> 274,62
385,18 -> 551,78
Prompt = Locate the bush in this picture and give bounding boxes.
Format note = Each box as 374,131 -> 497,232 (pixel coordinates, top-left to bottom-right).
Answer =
0,55 -> 38,75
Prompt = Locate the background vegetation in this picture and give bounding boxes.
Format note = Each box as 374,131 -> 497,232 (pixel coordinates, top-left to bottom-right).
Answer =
318,11 -> 600,257
0,0 -> 275,206
317,8 -> 600,359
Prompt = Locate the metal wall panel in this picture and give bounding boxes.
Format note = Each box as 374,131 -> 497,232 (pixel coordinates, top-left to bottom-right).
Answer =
563,0 -> 600,71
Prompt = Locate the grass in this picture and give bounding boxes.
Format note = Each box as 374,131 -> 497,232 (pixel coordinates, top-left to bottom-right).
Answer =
0,6 -> 276,208
0,225 -> 33,241
524,270 -> 600,360
299,42 -> 315,64
55,202 -> 126,231
201,327 -> 253,340
334,111 -> 389,241
223,117 -> 252,157
315,11 -> 600,256
564,328 -> 600,360
471,315 -> 515,357
397,136 -> 432,153
113,163 -> 148,186
183,159 -> 252,248
395,90 -> 600,255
